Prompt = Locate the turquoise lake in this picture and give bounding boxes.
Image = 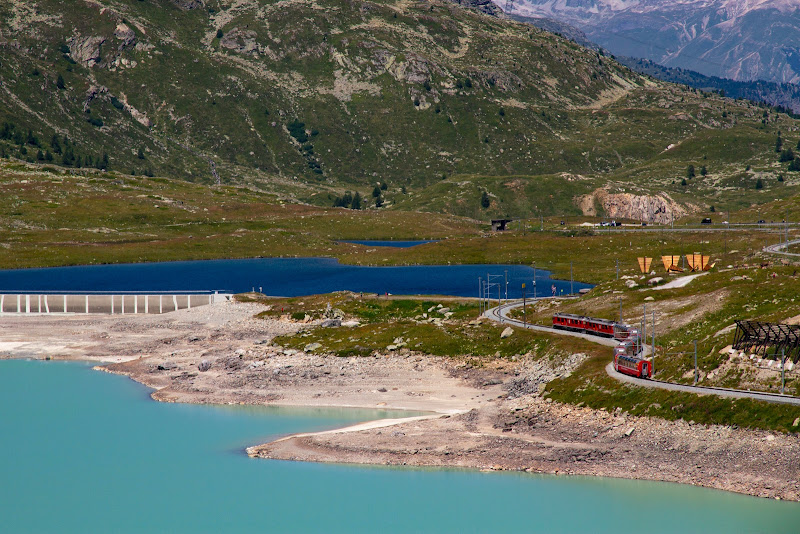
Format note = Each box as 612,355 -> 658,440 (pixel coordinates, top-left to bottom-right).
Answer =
2,359 -> 799,533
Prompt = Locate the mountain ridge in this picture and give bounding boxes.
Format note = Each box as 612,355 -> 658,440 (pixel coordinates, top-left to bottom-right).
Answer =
507,0 -> 800,84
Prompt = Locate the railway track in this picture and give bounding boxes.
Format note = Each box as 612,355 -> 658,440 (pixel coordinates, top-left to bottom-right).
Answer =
485,300 -> 800,406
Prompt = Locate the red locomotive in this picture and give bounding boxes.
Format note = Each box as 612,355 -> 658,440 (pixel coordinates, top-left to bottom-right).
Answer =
552,313 -> 651,379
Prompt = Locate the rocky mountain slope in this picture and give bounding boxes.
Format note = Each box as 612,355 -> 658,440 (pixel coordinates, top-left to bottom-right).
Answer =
508,0 -> 800,84
1,0 -> 799,222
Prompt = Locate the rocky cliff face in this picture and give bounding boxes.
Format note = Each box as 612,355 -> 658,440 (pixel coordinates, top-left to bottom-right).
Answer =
507,0 -> 800,84
578,189 -> 691,224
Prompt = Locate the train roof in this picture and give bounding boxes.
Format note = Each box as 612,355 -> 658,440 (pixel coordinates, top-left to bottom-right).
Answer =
553,313 -> 616,326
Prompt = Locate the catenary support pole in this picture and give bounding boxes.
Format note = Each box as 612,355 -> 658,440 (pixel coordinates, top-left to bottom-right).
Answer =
651,310 -> 656,376
570,262 -> 573,295
694,340 -> 698,385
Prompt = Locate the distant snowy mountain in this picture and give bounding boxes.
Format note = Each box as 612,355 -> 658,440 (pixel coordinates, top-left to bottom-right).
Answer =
505,0 -> 800,83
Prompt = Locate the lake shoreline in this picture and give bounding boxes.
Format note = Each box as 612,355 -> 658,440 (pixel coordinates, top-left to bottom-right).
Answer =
1,301 -> 798,502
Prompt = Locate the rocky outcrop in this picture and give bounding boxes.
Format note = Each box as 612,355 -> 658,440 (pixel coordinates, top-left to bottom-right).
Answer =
83,85 -> 108,112
68,35 -> 106,68
113,23 -> 136,49
220,27 -> 262,55
447,0 -> 502,17
171,0 -> 204,9
577,188 -> 691,224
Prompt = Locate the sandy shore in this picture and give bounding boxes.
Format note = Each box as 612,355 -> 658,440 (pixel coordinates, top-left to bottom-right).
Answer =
2,301 -> 798,501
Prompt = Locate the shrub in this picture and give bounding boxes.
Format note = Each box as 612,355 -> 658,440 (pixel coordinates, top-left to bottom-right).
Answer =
481,191 -> 490,208
287,120 -> 308,143
755,178 -> 763,189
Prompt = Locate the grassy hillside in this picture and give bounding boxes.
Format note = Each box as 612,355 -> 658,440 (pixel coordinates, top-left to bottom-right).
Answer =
2,0 -> 800,219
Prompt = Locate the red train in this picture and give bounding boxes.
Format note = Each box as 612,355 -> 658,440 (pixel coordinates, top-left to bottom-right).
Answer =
552,313 -> 650,379
552,313 -> 621,339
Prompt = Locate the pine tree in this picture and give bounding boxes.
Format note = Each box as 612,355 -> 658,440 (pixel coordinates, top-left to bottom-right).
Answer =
101,152 -> 109,170
755,178 -> 763,189
372,185 -> 381,198
56,74 -> 65,90
137,148 -> 145,159
481,191 -> 490,208
700,165 -> 707,176
686,165 -> 695,179
351,191 -> 362,210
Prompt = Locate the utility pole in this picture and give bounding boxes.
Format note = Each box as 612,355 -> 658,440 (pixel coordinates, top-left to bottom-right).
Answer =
693,340 -> 698,385
570,261 -> 573,295
651,310 -> 656,376
540,215 -> 543,231
642,304 -> 646,357
504,269 -> 508,304
619,298 -> 623,323
533,262 -> 537,300
616,258 -> 619,280
522,283 -> 526,327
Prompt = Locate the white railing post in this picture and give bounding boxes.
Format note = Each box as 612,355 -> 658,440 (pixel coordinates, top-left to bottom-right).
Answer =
159,295 -> 163,314
44,295 -> 49,314
173,295 -> 178,311
0,294 -> 4,314
134,296 -> 138,314
187,294 -> 191,309
17,295 -> 21,313
145,296 -> 149,314
122,295 -> 125,314
111,295 -> 114,315
63,295 -> 67,313
26,295 -> 30,314
85,295 -> 89,314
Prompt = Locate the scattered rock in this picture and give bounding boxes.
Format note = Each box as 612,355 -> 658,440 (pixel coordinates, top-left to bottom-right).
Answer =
303,342 -> 322,353
648,277 -> 664,286
157,362 -> 177,371
644,296 -> 654,301
341,320 -> 360,328
793,417 -> 799,427
625,279 -> 638,289
198,359 -> 211,372
625,427 -> 635,437
500,327 -> 514,339
320,319 -> 341,328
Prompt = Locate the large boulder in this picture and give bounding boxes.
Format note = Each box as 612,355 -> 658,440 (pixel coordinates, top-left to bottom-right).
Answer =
501,327 -> 514,339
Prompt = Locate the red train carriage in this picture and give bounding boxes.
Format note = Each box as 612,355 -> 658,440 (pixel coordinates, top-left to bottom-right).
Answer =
552,313 -> 616,338
614,353 -> 651,379
551,314 -> 650,379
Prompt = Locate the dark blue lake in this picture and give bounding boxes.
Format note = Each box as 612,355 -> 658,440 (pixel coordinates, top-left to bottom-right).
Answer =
0,258 -> 589,297
339,240 -> 438,248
